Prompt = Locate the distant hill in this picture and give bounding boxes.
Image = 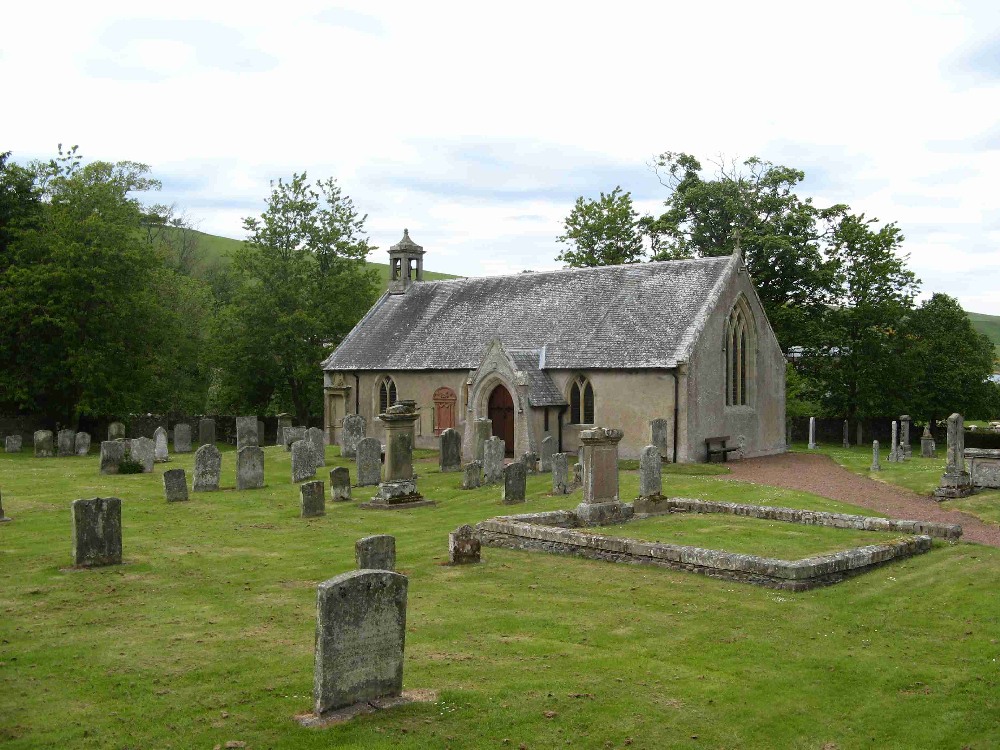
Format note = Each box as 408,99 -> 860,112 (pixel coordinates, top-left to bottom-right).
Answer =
969,311 -> 1000,361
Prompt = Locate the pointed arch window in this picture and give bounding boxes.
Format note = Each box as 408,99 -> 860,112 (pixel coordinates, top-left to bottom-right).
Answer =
378,376 -> 397,415
725,298 -> 753,406
569,376 -> 595,425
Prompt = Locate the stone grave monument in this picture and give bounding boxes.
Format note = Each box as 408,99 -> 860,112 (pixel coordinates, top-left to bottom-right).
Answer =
173,423 -> 192,453
236,416 -> 259,451
329,467 -> 351,501
887,421 -> 900,462
552,452 -> 569,494
193,444 -> 222,492
461,461 -> 482,490
449,525 -> 480,564
356,437 -> 382,487
502,462 -> 526,504
163,468 -> 189,502
129,437 -> 155,473
900,415 -> 912,459
74,432 -> 90,456
921,425 -> 936,458
356,534 -> 396,570
934,413 -> 974,499
237,446 -> 265,490
276,413 -> 293,446
300,480 -> 325,517
0,489 -> 11,523
439,428 -> 462,473
108,422 -> 125,441
340,414 -> 365,459
57,429 -> 75,457
284,426 -> 307,451
639,445 -> 662,498
307,427 -> 325,470
482,437 -> 505,484
99,441 -> 125,474
577,427 -> 626,525
5,435 -> 22,453
870,440 -> 881,472
473,418 -> 492,462
198,417 -> 216,446
291,440 -> 317,483
650,418 -> 669,460
364,401 -> 431,509
540,435 -> 554,472
520,452 -> 538,474
34,430 -> 54,458
153,426 -> 169,463
807,417 -> 817,450
72,497 -> 122,567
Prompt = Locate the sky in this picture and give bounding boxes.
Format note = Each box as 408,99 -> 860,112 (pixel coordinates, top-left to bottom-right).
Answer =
4,0 -> 1000,313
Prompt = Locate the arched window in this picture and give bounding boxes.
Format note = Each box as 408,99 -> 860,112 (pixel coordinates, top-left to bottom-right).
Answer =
378,376 -> 397,415
569,376 -> 595,424
725,298 -> 753,406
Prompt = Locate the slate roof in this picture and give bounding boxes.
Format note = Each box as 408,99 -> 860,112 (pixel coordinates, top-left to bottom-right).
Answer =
321,255 -> 736,372
508,348 -> 567,407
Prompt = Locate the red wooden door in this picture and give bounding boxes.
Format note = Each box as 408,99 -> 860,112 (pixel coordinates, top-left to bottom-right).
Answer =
488,385 -> 515,456
433,387 -> 457,435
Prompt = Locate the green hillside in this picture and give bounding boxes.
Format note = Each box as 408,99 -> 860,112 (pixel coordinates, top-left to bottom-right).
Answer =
968,311 -> 1000,359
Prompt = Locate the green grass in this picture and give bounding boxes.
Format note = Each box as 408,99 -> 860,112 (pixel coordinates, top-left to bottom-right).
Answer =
1,447 -> 999,748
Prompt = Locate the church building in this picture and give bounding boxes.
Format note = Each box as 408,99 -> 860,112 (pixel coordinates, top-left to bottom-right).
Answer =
320,230 -> 786,462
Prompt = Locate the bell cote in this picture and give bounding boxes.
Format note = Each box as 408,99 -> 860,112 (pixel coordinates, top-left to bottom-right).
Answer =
387,228 -> 425,294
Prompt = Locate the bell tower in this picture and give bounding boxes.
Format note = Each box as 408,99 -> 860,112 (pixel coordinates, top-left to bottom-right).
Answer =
387,228 -> 425,294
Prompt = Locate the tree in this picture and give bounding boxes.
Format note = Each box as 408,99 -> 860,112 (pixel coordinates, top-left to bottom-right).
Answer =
210,173 -> 379,422
556,186 -> 644,267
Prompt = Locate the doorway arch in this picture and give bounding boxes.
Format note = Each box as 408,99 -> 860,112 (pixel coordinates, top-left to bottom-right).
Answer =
488,384 -> 515,456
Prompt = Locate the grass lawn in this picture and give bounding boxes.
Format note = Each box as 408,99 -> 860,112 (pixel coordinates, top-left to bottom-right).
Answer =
1,447 -> 999,749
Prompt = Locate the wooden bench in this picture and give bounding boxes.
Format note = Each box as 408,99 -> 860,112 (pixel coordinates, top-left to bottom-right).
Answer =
706,435 -> 741,463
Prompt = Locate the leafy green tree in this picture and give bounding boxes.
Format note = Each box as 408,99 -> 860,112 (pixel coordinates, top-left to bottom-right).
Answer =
210,173 -> 379,422
556,186 -> 644,267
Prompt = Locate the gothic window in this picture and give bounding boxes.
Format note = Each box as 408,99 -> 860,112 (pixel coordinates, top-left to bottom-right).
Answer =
725,297 -> 753,407
378,376 -> 397,415
569,376 -> 595,424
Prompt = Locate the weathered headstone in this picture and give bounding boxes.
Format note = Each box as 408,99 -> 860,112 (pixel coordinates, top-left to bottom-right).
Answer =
284,426 -> 307,451
483,437 -> 505,484
552,452 -> 569,494
577,427 -> 626,525
193,444 -> 222,492
842,420 -> 850,449
921,425 -> 936,458
461,461 -> 482,490
108,422 -> 126,441
236,416 -> 259,452
292,440 -> 317,483
313,570 -> 407,715
540,435 -> 554,472
276,414 -> 293,447
934,413 -> 974,498
439,427 -> 462,472
34,430 -> 54,458
153,426 -> 169,463
807,417 -> 817,450
198,418 -> 216,446
307,426 -> 326,470
5,435 -> 22,453
639,445 -> 662,498
356,534 -> 396,570
71,497 -> 122,567
356,437 -> 382,487
99,440 -> 125,474
650,418 -> 670,460
74,432 -> 91,456
300,480 -> 325,517
163,468 -> 189,502
0,489 -> 10,523
520,451 -> 538,474
173,423 -> 192,453
502,462 -> 526,504
57,429 -> 75,457
900,415 -> 912,459
870,440 -> 881,472
329,467 -> 352,501
370,402 -> 423,506
573,462 -> 582,485
448,524 -> 480,564
888,421 -> 900,462
129,437 -> 155,473
340,414 -> 366,458
237,446 -> 265,490
473,418 -> 493,462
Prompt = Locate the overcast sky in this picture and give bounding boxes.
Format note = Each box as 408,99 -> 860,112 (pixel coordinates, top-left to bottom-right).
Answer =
4,0 -> 999,313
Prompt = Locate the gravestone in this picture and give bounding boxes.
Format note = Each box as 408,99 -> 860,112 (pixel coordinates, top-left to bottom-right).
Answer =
236,416 -> 259,452
356,534 -> 396,570
552,452 -> 569,494
639,445 -> 662,498
870,440 -> 881,472
108,422 -> 125,441
153,426 -> 169,463
461,461 -> 482,490
5,435 -> 22,453
198,418 -> 216,446
129,437 -> 155,473
163,468 -> 189,502
502,462 -> 526,504
934,413 -> 974,498
577,427 -> 626,525
284,426 -> 307,451
72,497 -> 122,567
573,462 -> 582,485
356,437 -> 382,487
340,414 -> 366,459
540,435 -> 554,472
887,421 -> 900,462
439,428 -> 462,472
173,423 -> 192,453
276,414 -> 293,447
0,489 -> 10,523
483,437 -> 505,484
75,432 -> 91,456
193,444 -> 222,492
313,570 -> 407,715
57,429 -> 75,457
329,467 -> 352,501
650,418 -> 670,460
300,480 -> 325,517
99,440 -> 125,474
237,446 -> 265,490
520,451 -> 538,474
34,430 -> 54,458
921,425 -> 936,458
842,420 -> 850,449
291,440 -> 317,483
307,427 -> 326,470
449,524 -> 480,564
473,418 -> 492,461
370,402 -> 424,506
900,415 -> 912,459
807,417 -> 817,450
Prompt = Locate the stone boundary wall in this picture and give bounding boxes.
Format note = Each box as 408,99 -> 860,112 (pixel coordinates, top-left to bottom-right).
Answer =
789,416 -> 1000,449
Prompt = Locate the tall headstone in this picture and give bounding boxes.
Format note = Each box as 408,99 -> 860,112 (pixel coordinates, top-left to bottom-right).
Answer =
74,432 -> 91,456
307,427 -> 326,470
237,446 -> 265,490
934,413 -> 974,498
153,426 -> 169,463
639,445 -> 662,498
461,461 -> 482,489
313,570 -> 407,715
356,437 -> 382,487
276,414 -> 293,447
340,414 -> 366,459
439,428 -> 462,472
198,418 -> 216,446
870,440 -> 881,472
371,401 -> 423,505
539,435 -> 554,472
483,437 -> 505,484
99,440 -> 125,474
284,426 -> 307,451
71,497 -> 122,567
650,418 -> 670,460
163,468 -> 189,502
577,427 -> 625,525
356,534 -> 396,570
34,430 -> 54,458
5,435 -> 22,453
291,439 -> 317,483
329,467 -> 352,501
300,480 -> 325,517
888,421 -> 900,462
193,444 -> 222,492
236,416 -> 259,452
57,429 -> 75,457
173,423 -> 192,453
807,417 -> 817,450
900,415 -> 912,459
921,425 -> 936,458
552,452 -> 569,494
473,418 -> 492,461
129,437 -> 155,473
842,420 -> 850,449
449,525 -> 481,564
108,422 -> 125,441
520,452 -> 538,474
502,462 -> 526,504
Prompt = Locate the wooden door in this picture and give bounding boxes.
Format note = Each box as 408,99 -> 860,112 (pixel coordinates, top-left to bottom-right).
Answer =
488,385 -> 515,456
433,387 -> 457,435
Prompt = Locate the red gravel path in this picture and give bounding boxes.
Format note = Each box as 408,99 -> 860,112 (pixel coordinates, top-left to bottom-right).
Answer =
720,452 -> 1000,548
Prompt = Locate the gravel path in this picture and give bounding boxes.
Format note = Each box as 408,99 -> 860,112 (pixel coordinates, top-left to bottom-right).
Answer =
720,452 -> 1000,548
